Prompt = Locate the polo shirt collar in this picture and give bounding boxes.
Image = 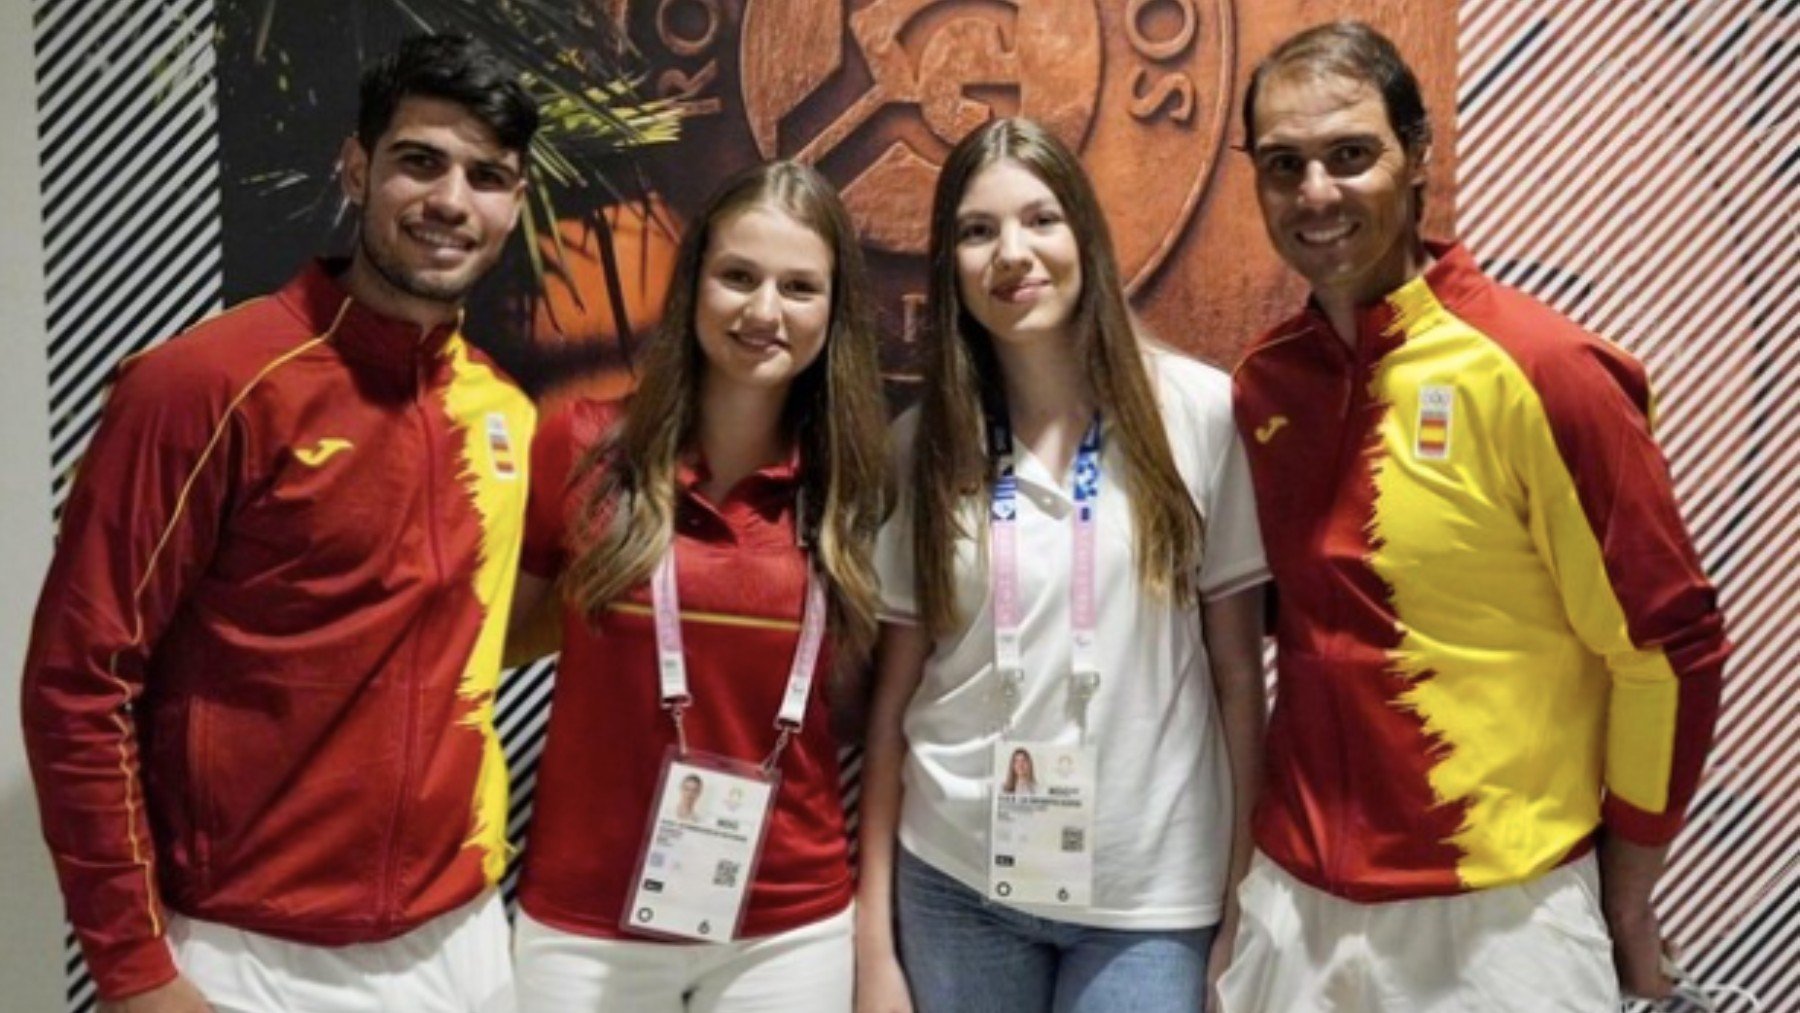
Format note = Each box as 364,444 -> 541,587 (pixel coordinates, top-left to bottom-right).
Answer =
676,444 -> 803,506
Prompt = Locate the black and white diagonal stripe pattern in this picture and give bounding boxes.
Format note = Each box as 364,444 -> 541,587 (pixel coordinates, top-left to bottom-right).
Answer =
1460,2 -> 1799,1009
32,0 -> 225,1008
35,0 -> 224,513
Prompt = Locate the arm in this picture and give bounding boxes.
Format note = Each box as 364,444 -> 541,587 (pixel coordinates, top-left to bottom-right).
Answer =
99,978 -> 211,1013
503,572 -> 561,667
21,352 -> 233,1002
504,402 -> 583,669
1598,835 -> 1675,1000
1516,337 -> 1726,999
854,621 -> 930,1013
1200,583 -> 1267,994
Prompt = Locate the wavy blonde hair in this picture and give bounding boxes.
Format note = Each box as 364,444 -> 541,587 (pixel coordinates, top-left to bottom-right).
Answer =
913,118 -> 1203,635
563,161 -> 888,676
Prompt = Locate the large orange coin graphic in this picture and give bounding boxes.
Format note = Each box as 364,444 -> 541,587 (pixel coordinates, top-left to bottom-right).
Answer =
632,0 -> 1235,362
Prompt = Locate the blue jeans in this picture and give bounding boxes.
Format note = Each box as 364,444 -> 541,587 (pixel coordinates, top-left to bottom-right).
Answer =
895,848 -> 1215,1013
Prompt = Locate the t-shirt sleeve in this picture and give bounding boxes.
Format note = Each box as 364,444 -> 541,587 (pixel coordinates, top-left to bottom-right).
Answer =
521,401 -> 580,578
1167,354 -> 1269,601
1199,429 -> 1269,602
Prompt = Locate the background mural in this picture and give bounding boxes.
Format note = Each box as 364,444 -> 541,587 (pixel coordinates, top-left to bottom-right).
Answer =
24,0 -> 1794,1009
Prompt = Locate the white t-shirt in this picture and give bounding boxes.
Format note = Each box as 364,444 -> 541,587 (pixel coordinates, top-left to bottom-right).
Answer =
877,348 -> 1267,930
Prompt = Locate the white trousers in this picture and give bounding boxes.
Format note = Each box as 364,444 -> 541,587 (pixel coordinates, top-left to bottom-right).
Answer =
513,904 -> 854,1013
167,890 -> 513,1013
1219,853 -> 1620,1013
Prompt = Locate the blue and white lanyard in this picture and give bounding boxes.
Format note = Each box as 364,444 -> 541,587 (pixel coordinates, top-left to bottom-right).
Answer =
990,414 -> 1104,733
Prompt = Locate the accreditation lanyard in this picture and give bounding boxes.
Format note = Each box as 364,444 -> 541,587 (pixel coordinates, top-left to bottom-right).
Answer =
650,549 -> 829,770
989,414 -> 1104,732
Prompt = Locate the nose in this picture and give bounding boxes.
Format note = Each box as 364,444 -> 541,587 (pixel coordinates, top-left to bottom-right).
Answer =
423,169 -> 472,222
743,280 -> 780,325
1296,160 -> 1338,209
994,220 -> 1030,271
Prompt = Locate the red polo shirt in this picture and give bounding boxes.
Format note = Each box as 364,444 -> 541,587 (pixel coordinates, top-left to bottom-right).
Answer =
517,398 -> 852,939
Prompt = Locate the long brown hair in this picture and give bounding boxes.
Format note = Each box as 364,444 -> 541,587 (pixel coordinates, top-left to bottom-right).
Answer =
563,161 -> 888,676
914,117 -> 1203,635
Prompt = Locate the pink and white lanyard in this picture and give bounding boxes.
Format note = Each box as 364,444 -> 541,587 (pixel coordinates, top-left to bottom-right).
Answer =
651,549 -> 829,772
990,414 -> 1104,737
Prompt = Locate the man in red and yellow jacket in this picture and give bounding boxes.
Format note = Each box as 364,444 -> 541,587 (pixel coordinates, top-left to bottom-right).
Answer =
22,34 -> 537,1012
1220,22 -> 1727,1013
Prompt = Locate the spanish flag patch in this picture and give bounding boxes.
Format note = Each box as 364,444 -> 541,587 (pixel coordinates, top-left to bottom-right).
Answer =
486,412 -> 518,479
1416,385 -> 1453,461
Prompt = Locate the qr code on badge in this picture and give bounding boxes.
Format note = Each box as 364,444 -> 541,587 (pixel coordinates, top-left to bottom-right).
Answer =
713,859 -> 741,888
1061,827 -> 1086,853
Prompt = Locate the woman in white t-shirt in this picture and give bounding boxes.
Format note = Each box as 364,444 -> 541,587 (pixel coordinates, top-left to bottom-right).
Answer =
853,118 -> 1270,1013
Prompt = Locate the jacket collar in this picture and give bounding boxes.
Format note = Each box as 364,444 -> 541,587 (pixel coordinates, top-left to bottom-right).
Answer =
276,259 -> 462,375
1293,240 -> 1483,354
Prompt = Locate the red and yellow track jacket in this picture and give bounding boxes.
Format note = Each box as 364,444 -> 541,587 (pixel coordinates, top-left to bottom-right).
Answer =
21,262 -> 534,998
1233,243 -> 1727,901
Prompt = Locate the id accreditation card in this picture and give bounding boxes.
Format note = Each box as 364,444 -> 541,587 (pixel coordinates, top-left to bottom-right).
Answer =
623,750 -> 777,942
987,740 -> 1096,907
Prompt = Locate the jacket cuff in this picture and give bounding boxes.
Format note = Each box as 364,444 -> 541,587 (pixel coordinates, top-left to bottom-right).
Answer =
86,932 -> 180,1002
1602,795 -> 1687,848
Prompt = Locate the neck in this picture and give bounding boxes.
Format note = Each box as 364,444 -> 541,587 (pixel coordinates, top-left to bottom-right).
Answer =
1319,239 -> 1435,348
990,332 -> 1097,479
991,331 -> 1094,431
343,249 -> 460,334
694,372 -> 789,501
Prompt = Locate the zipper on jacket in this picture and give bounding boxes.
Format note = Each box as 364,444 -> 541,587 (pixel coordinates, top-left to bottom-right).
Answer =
379,356 -> 448,930
1322,327 -> 1369,894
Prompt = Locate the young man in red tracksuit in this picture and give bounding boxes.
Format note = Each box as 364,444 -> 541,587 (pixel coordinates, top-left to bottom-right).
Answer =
1219,21 -> 1727,1013
22,34 -> 538,1013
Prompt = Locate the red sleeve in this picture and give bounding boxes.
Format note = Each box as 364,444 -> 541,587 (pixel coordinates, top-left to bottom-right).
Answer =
522,398 -> 618,578
20,347 -> 238,999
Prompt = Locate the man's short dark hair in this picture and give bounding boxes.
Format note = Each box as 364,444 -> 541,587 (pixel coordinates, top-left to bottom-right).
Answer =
1242,21 -> 1431,155
357,33 -> 539,155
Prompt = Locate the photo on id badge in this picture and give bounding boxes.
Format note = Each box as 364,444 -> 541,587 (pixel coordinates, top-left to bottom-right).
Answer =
989,740 -> 1096,908
624,749 -> 777,943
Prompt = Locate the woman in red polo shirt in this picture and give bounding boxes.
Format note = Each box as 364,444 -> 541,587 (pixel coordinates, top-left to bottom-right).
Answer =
508,160 -> 887,1011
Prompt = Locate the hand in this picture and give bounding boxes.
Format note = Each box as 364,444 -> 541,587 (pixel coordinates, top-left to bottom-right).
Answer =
99,975 -> 212,1013
854,946 -> 915,1013
1604,899 -> 1675,1002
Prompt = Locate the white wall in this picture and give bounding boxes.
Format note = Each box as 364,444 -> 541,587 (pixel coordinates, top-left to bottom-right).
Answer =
0,0 -> 68,1003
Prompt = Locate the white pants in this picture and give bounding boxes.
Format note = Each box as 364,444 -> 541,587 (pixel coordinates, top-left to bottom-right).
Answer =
167,890 -> 513,1013
1219,853 -> 1620,1013
514,904 -> 854,1013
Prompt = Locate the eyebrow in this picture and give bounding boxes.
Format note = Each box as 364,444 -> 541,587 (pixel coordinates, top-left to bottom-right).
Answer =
1256,131 -> 1386,152
709,253 -> 828,278
385,139 -> 522,179
956,197 -> 1062,220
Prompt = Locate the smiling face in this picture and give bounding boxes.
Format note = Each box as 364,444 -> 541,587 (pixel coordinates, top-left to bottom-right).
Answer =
692,204 -> 835,397
340,95 -> 525,327
1250,70 -> 1429,317
953,158 -> 1083,349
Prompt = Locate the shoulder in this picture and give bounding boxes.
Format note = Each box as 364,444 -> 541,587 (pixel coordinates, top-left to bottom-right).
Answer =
1454,280 -> 1652,417
1236,311 -> 1315,366
110,292 -> 318,409
535,395 -> 627,474
1147,344 -> 1231,400
549,392 -> 630,438
1144,344 -> 1234,436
